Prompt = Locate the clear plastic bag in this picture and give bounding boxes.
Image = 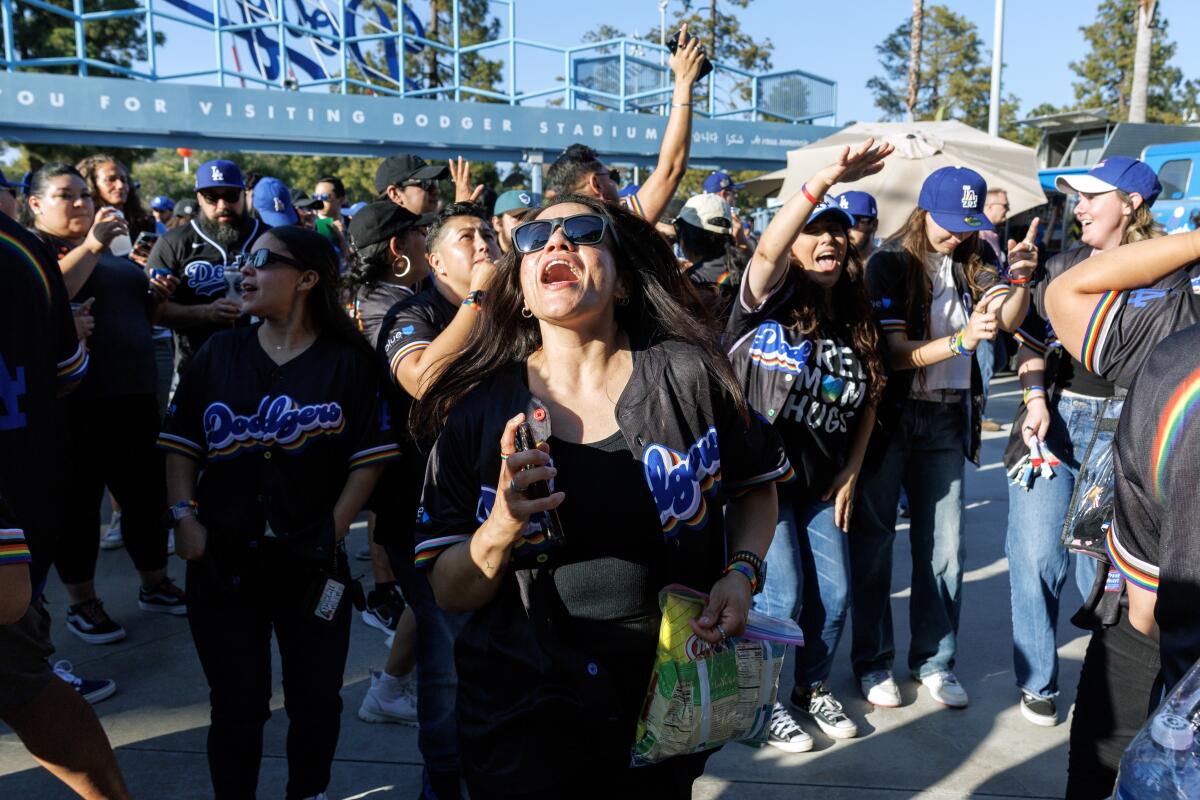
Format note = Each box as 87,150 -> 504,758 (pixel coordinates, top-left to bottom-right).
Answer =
1061,397 -> 1124,560
631,585 -> 803,765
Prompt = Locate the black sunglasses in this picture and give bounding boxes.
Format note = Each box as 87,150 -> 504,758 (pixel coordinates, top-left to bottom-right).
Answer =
512,213 -> 615,254
596,169 -> 621,185
200,189 -> 242,205
243,248 -> 307,270
401,179 -> 438,193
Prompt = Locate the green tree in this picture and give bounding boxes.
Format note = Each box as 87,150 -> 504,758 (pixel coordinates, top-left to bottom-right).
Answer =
9,0 -> 162,79
868,5 -> 992,126
1070,0 -> 1185,123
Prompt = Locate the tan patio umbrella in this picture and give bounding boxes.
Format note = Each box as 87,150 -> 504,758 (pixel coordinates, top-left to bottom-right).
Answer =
764,120 -> 1046,240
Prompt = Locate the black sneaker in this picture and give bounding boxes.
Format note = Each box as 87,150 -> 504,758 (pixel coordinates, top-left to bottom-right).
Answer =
66,598 -> 126,644
138,577 -> 188,616
362,586 -> 406,635
53,660 -> 117,704
1020,692 -> 1058,727
766,701 -> 813,752
794,683 -> 859,739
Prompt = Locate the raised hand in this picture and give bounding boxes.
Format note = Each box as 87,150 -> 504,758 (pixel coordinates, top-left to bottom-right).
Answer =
668,23 -> 706,86
813,138 -> 895,190
85,207 -> 129,254
1007,217 -> 1040,282
450,156 -> 484,204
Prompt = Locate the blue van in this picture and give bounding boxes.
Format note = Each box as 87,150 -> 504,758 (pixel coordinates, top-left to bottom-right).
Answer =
1143,141 -> 1200,234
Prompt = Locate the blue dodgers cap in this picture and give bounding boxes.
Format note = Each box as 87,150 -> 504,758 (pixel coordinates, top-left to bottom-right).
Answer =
1055,156 -> 1162,205
150,195 -> 174,211
918,166 -> 994,234
616,184 -> 640,199
494,189 -> 540,216
836,190 -> 878,219
805,197 -> 855,229
0,169 -> 19,190
195,159 -> 245,191
343,201 -> 367,218
251,177 -> 298,227
703,171 -> 743,193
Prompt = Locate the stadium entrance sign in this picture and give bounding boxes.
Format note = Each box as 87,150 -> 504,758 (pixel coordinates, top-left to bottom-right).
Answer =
0,73 -> 839,169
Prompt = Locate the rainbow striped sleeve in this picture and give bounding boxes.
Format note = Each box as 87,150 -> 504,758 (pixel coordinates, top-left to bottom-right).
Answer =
879,318 -> 907,335
156,432 -> 205,461
414,534 -> 472,569
56,341 -> 89,389
0,528 -> 32,566
1080,291 -> 1122,374
1106,519 -> 1159,593
620,192 -> 645,220
1013,326 -> 1048,356
349,443 -> 401,470
388,340 -> 430,381
980,283 -> 1012,307
1150,365 -> 1200,502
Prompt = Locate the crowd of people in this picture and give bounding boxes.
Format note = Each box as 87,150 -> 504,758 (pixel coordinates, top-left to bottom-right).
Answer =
2,26 -> 1199,800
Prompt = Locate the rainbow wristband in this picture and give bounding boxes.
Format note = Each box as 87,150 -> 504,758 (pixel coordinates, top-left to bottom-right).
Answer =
724,560 -> 758,593
949,329 -> 974,357
462,290 -> 485,309
1023,385 -> 1047,405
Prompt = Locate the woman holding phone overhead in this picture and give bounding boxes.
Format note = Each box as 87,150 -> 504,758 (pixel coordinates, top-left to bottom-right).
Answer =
412,195 -> 788,798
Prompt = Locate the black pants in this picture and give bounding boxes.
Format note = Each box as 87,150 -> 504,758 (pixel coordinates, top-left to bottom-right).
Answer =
186,543 -> 352,800
55,392 -> 167,584
1066,610 -> 1161,799
465,751 -> 712,800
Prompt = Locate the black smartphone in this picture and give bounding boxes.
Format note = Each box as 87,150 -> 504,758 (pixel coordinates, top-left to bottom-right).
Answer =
132,231 -> 159,259
665,31 -> 714,80
515,422 -> 565,545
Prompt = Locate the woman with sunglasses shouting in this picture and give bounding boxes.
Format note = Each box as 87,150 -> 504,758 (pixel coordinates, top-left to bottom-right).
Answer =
160,226 -> 397,799
410,195 -> 788,798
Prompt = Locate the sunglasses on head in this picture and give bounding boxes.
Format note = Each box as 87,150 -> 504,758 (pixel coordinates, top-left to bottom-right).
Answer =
243,248 -> 307,271
511,213 -> 615,254
200,189 -> 242,205
595,169 -> 621,185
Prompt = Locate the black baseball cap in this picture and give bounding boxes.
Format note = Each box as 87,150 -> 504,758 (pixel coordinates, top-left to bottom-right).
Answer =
374,155 -> 449,195
348,201 -> 437,249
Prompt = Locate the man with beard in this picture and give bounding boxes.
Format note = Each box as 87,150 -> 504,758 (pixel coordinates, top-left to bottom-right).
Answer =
149,159 -> 268,374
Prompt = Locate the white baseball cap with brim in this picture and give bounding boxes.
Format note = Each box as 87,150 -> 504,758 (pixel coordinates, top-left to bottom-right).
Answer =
676,193 -> 733,235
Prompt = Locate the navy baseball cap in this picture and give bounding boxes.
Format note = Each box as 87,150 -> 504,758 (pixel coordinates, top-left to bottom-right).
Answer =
805,197 -> 855,229
1055,156 -> 1162,205
0,169 -> 19,190
836,190 -> 877,219
252,177 -> 298,227
703,171 -> 743,194
918,166 -> 994,233
150,195 -> 174,212
195,159 -> 245,191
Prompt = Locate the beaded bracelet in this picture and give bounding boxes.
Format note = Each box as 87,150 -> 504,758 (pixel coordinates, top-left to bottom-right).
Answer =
948,328 -> 974,357
1023,385 -> 1047,405
724,560 -> 758,593
729,549 -> 763,574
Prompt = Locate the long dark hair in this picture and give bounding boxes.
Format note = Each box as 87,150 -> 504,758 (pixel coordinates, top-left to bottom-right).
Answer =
267,226 -> 373,358
75,154 -> 155,236
341,238 -> 397,299
784,242 -> 886,404
413,194 -> 747,435
19,162 -> 86,229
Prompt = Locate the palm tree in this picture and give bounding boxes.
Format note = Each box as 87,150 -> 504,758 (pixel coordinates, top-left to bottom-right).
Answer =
1129,0 -> 1157,123
906,0 -> 923,122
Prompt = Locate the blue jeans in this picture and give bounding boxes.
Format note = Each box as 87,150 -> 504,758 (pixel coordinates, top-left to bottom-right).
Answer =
850,399 -> 966,679
754,499 -> 851,689
1006,392 -> 1105,700
387,544 -> 469,798
977,338 -> 994,412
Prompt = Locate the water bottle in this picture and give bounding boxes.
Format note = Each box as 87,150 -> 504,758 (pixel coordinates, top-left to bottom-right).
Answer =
1113,659 -> 1200,799
105,207 -> 133,257
224,256 -> 244,301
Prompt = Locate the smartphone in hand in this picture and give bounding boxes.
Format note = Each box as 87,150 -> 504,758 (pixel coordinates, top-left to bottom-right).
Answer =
515,422 -> 566,545
665,31 -> 714,80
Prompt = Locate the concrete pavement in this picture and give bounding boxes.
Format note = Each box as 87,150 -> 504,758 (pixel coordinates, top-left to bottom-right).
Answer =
0,374 -> 1091,798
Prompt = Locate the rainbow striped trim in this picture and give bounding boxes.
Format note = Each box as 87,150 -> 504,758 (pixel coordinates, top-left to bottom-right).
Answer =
620,192 -> 645,219
1106,519 -> 1159,592
1013,327 -> 1048,356
414,534 -> 471,569
1151,365 -> 1200,501
880,318 -> 907,335
1081,291 -> 1121,373
56,342 -> 89,388
980,284 -> 1012,306
0,528 -> 32,566
388,340 -> 430,376
156,432 -> 205,460
0,230 -> 52,304
349,443 -> 401,470
209,418 -> 346,461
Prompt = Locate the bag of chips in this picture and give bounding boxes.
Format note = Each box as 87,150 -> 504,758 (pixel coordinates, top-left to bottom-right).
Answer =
631,584 -> 803,765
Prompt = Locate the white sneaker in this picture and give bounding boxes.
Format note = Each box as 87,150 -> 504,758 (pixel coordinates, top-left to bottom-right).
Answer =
100,513 -> 124,550
921,671 -> 969,708
859,670 -> 902,708
765,701 -> 813,753
357,669 -> 417,725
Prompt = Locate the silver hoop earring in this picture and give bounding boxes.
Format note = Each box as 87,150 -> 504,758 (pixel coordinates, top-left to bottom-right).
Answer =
392,255 -> 411,280
521,304 -> 533,319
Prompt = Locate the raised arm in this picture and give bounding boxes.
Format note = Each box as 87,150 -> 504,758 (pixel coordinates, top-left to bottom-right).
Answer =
744,139 -> 893,308
1045,229 -> 1200,363
633,24 -> 706,224
57,208 -> 127,298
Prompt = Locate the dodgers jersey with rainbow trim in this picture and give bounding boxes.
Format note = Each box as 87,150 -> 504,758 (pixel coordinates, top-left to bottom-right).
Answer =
1110,324 -> 1200,692
158,326 -> 398,538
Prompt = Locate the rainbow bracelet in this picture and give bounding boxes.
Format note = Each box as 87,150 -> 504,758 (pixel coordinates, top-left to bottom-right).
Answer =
949,329 -> 974,357
1023,385 -> 1047,405
724,560 -> 758,593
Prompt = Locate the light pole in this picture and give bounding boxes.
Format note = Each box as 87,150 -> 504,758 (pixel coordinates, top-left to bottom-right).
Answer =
987,0 -> 1005,137
659,0 -> 669,116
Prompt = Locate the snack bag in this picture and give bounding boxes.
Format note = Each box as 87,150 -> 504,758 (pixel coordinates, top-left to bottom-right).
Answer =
631,585 -> 803,765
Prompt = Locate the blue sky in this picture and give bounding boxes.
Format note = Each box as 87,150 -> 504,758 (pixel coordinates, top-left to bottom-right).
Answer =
522,0 -> 1200,123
